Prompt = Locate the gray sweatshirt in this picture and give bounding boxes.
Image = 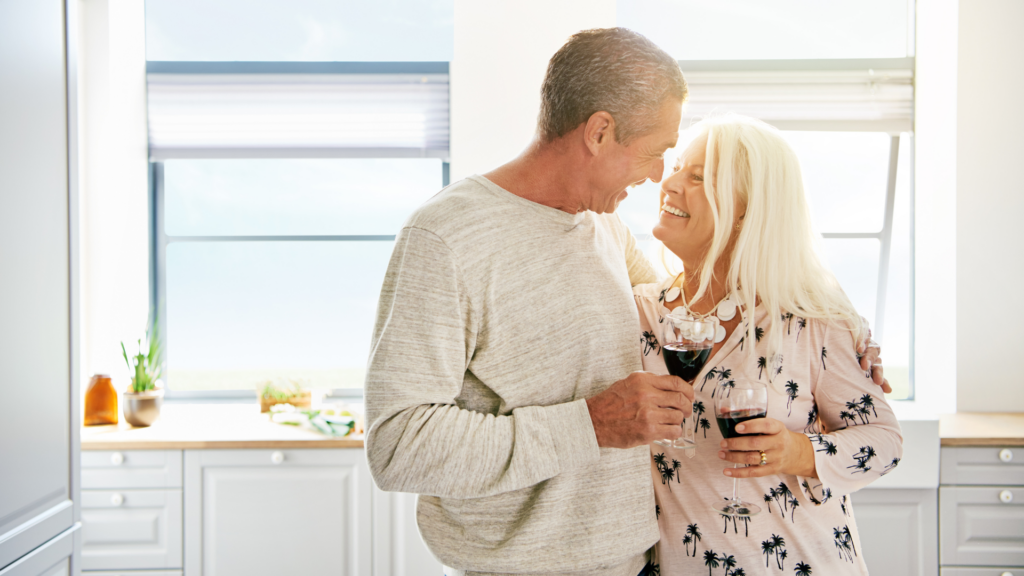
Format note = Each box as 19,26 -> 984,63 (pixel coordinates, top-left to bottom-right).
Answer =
365,176 -> 659,575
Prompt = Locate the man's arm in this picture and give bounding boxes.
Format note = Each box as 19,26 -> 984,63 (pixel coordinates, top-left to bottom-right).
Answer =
365,227 -> 690,499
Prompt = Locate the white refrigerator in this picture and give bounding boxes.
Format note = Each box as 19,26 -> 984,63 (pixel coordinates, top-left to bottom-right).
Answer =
0,0 -> 81,574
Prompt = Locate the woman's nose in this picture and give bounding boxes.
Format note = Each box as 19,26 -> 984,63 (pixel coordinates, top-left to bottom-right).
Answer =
660,168 -> 683,196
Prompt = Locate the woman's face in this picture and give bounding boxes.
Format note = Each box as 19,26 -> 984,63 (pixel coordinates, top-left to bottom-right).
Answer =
653,133 -> 716,264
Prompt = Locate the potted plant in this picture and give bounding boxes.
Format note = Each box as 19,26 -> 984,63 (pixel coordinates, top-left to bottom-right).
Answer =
120,319 -> 164,427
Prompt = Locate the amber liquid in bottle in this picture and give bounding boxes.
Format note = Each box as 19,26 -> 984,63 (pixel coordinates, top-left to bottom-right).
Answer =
84,374 -> 118,426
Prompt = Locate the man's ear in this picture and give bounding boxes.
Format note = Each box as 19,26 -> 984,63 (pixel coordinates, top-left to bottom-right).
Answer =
583,111 -> 616,156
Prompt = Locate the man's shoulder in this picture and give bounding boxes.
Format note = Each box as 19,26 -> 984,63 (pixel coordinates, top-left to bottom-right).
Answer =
402,176 -> 497,236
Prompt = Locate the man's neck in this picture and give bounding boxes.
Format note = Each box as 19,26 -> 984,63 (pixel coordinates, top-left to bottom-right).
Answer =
484,138 -> 591,214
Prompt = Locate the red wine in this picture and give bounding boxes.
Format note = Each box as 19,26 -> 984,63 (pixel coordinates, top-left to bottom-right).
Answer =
716,409 -> 767,439
663,343 -> 712,382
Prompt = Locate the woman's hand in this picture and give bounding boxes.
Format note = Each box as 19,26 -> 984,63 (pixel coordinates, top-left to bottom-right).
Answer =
718,417 -> 817,479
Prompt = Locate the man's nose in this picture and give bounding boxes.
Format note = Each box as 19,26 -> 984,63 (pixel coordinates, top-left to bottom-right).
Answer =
648,158 -> 666,184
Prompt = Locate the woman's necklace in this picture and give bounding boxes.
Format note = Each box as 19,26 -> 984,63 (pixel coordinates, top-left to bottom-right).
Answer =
662,274 -> 741,343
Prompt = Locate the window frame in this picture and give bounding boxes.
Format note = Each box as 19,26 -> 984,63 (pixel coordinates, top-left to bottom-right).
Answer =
148,60 -> 450,401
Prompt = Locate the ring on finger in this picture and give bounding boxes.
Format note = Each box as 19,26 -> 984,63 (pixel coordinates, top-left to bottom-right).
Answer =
759,450 -> 768,466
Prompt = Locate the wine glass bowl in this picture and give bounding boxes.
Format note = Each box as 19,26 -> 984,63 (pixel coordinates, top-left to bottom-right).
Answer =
654,314 -> 718,450
714,379 -> 768,517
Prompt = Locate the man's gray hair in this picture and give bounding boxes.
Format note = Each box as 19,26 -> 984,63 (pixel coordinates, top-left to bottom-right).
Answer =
539,27 -> 687,145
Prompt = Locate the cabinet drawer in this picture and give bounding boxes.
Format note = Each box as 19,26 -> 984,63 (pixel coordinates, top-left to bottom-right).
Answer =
941,447 -> 1024,485
942,565 -> 1024,569
83,569 -> 182,573
82,450 -> 182,489
940,486 -> 1024,567
81,489 -> 183,570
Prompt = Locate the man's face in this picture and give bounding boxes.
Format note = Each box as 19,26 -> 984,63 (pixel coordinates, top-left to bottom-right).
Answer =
585,98 -> 682,214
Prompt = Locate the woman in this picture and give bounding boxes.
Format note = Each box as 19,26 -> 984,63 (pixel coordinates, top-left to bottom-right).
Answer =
635,115 -> 902,575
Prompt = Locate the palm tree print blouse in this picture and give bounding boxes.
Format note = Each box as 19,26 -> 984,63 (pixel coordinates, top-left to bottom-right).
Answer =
634,277 -> 903,576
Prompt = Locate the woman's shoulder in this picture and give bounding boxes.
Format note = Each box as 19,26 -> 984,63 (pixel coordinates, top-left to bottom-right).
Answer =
632,276 -> 674,302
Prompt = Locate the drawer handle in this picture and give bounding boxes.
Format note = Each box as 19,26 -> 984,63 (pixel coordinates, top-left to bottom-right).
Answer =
270,451 -> 285,465
999,449 -> 1014,463
110,452 -> 124,465
1000,490 -> 1014,504
110,493 -> 124,506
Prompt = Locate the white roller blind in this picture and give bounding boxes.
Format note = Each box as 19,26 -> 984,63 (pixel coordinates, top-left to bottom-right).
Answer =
147,66 -> 449,159
679,60 -> 914,132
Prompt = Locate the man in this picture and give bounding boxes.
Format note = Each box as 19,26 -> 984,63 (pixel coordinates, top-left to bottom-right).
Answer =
365,28 -> 885,576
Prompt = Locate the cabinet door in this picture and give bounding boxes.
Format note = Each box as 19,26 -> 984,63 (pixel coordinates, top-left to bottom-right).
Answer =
851,488 -> 939,576
81,489 -> 183,570
940,486 -> 1024,566
184,449 -> 371,576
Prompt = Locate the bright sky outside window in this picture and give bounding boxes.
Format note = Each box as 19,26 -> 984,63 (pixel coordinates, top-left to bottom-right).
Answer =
617,0 -> 912,60
161,159 -> 444,392
145,0 -> 454,61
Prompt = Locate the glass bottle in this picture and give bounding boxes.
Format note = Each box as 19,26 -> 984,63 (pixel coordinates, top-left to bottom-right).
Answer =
84,374 -> 118,426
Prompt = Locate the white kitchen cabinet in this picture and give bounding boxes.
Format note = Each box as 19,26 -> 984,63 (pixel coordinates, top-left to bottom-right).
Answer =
80,489 -> 183,570
852,488 -> 939,576
940,446 -> 1024,572
183,449 -> 372,576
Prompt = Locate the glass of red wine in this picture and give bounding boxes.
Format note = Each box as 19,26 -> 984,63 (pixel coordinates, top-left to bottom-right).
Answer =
654,314 -> 717,450
713,378 -> 768,517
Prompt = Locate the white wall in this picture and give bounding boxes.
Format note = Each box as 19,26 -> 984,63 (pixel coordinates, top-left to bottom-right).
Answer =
911,0 -> 959,417
78,0 -> 150,394
955,0 -> 1024,412
450,0 -> 616,180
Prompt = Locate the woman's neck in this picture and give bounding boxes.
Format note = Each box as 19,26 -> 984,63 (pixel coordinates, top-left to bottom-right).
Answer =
678,259 -> 731,315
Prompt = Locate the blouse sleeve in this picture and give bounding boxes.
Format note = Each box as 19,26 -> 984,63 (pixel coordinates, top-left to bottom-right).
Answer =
796,320 -> 904,506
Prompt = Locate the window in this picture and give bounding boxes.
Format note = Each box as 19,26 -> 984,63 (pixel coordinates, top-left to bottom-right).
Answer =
616,53 -> 915,400
146,1 -> 453,396
617,0 -> 913,60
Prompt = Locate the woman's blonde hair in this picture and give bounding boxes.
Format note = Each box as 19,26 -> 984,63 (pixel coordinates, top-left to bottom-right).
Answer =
678,114 -> 864,368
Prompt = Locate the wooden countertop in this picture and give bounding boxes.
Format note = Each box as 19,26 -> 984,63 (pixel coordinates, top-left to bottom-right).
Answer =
81,403 -> 364,450
940,412 -> 1024,446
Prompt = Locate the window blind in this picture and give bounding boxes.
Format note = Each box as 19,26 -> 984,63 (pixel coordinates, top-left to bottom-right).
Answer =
146,62 -> 449,160
678,59 -> 914,132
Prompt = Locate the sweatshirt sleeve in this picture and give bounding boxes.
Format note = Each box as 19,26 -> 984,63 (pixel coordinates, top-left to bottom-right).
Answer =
621,221 -> 658,287
364,226 -> 601,499
796,321 -> 904,505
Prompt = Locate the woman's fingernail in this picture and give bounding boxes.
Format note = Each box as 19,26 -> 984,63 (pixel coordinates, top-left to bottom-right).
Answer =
724,469 -> 733,477
720,441 -> 727,448
718,451 -> 726,459
736,424 -> 745,432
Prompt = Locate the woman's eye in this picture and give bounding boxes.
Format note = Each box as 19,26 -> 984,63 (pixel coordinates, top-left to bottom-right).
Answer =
693,174 -> 704,182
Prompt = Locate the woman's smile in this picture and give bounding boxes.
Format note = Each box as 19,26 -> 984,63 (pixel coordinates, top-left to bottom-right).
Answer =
661,203 -> 690,218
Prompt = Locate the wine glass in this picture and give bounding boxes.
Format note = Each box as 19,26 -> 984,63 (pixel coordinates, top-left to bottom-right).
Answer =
654,314 -> 717,450
713,378 -> 768,517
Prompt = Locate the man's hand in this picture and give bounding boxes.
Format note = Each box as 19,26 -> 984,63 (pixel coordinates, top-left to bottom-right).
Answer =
856,325 -> 890,393
586,371 -> 693,449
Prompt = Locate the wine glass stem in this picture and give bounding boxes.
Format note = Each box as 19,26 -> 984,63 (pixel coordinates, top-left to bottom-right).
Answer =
731,464 -> 741,503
